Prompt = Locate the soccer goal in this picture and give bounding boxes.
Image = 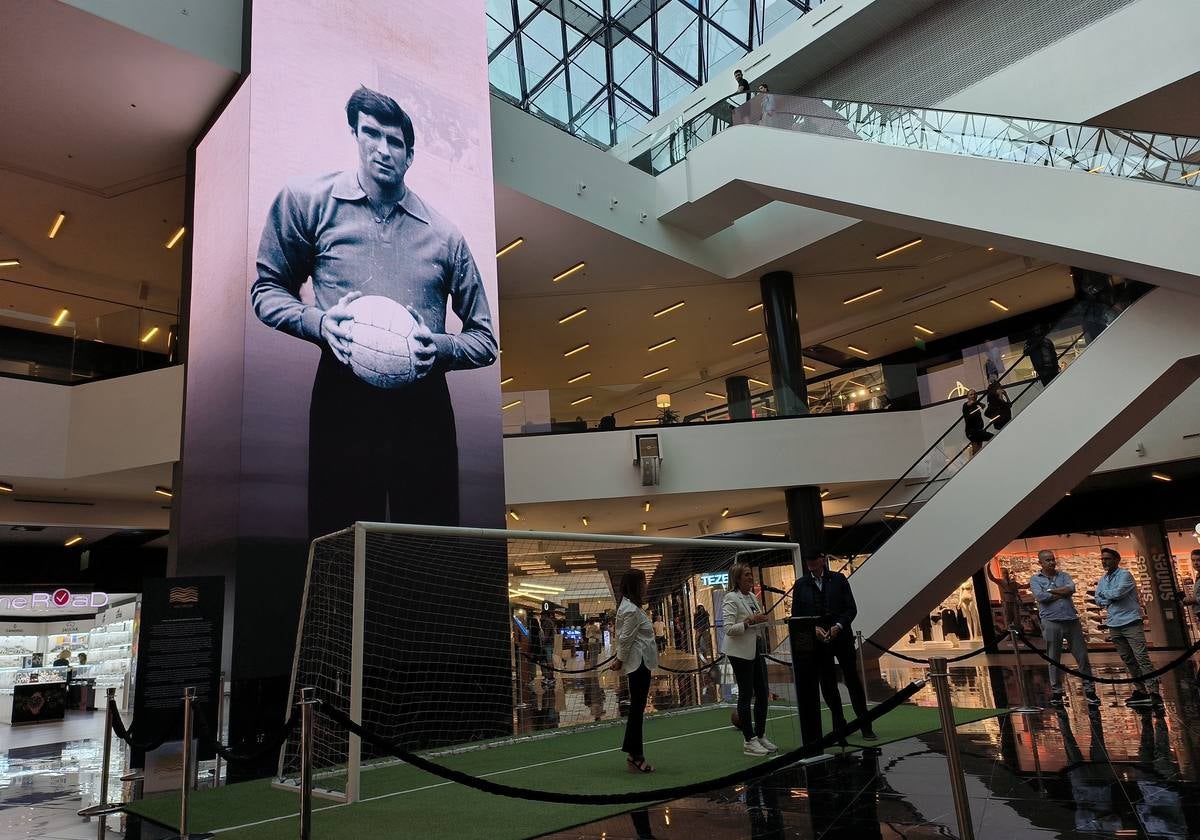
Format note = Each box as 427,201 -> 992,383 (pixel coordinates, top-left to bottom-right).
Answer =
274,522 -> 800,803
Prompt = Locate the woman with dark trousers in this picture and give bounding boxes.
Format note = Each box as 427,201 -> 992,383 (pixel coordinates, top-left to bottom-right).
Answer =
722,561 -> 777,756
612,569 -> 658,773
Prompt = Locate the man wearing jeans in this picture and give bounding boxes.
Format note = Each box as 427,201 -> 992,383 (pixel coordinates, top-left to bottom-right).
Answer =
1030,550 -> 1099,706
1095,547 -> 1161,708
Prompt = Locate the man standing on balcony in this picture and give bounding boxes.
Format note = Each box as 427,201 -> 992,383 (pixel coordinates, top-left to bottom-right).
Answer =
1030,550 -> 1100,706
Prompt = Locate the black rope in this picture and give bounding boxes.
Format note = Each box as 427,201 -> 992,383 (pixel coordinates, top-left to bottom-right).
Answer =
107,699 -> 180,752
658,655 -> 726,674
1013,629 -> 1200,684
764,654 -> 793,667
318,679 -> 925,805
193,706 -> 298,763
863,638 -> 988,665
518,650 -> 617,674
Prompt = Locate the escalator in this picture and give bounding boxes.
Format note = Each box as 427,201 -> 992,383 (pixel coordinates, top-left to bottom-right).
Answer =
633,93 -> 1200,289
812,285 -> 1200,644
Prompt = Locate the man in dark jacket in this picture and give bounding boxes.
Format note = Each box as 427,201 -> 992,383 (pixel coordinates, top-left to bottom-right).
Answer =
792,553 -> 876,740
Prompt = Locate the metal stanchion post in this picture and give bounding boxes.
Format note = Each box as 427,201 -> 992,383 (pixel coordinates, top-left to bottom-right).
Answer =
300,687 -> 316,840
929,656 -> 975,840
79,688 -> 125,832
213,672 -> 225,787
172,686 -> 213,840
856,630 -> 869,702
1008,629 -> 1041,714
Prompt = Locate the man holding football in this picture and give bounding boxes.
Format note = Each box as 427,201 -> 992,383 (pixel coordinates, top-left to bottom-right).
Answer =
252,85 -> 497,536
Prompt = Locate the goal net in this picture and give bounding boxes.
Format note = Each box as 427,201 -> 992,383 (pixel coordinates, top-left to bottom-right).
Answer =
275,522 -> 797,802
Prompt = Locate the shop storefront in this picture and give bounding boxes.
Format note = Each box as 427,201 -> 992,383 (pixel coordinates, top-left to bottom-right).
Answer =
0,591 -> 138,725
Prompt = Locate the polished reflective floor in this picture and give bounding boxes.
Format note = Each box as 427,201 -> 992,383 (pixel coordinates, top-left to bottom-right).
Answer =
3,652 -> 1199,839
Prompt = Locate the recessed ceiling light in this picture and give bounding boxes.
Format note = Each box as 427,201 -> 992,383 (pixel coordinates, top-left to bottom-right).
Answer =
989,298 -> 1009,312
748,378 -> 769,388
986,246 -> 996,251
641,523 -> 648,532
647,338 -> 676,352
1151,472 -> 1173,482
141,326 -> 159,343
558,307 -> 587,324
500,376 -> 514,385
0,482 -> 13,493
53,309 -> 69,327
496,237 -> 524,258
846,345 -> 869,356
762,532 -> 786,538
721,508 -> 730,517
570,395 -> 592,405
508,510 -> 521,521
1180,169 -> 1200,182
165,226 -> 186,249
154,486 -> 173,498
653,301 -> 685,318
644,501 -> 652,512
552,261 -> 586,283
1087,164 -> 1104,174
0,258 -> 22,268
568,372 -> 591,383
747,302 -> 763,312
824,522 -> 843,529
643,367 -> 669,379
732,332 -> 763,347
633,418 -> 658,425
64,535 -> 84,547
874,238 -> 922,260
502,399 -> 523,410
704,391 -> 724,399
803,364 -> 816,373
843,287 -> 884,305
820,489 -> 830,499
913,324 -> 935,336
564,343 -> 590,357
581,516 -> 589,526
48,212 -> 67,239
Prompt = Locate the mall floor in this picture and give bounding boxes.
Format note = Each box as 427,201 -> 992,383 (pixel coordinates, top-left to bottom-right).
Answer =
2,651 -> 1200,839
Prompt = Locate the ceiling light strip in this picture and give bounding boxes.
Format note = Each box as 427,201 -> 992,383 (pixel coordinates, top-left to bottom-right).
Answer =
552,262 -> 586,282
874,238 -> 922,260
496,237 -> 524,258
653,301 -> 685,318
842,287 -> 883,305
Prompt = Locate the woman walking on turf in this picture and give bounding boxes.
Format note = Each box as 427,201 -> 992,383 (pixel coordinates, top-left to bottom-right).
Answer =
612,569 -> 657,773
722,561 -> 777,756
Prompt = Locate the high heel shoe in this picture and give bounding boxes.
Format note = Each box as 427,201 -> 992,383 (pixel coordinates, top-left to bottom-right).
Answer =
626,755 -> 655,773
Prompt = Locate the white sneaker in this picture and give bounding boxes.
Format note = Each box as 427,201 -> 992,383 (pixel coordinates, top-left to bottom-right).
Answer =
756,736 -> 779,753
743,739 -> 769,756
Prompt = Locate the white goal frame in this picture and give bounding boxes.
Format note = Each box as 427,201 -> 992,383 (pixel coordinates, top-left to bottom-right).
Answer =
277,521 -> 802,803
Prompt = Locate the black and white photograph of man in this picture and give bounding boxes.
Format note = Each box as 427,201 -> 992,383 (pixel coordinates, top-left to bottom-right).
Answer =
251,85 -> 497,537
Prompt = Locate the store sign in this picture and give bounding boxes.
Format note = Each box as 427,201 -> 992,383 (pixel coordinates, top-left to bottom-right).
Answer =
0,589 -> 108,610
700,572 -> 730,587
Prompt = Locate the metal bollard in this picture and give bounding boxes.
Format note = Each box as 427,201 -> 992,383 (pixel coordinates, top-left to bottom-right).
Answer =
300,687 -> 316,840
173,687 -> 213,840
1008,629 -> 1041,714
213,672 -> 226,787
929,656 -> 975,840
78,688 -> 125,832
855,630 -> 869,702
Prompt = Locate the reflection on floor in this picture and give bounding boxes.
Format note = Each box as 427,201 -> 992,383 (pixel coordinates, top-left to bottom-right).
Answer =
4,651 -> 1200,839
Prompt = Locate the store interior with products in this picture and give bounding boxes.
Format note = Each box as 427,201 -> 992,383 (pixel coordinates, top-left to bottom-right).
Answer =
0,595 -> 137,728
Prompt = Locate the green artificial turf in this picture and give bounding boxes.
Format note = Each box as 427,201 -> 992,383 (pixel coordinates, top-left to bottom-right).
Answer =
127,703 -> 1004,840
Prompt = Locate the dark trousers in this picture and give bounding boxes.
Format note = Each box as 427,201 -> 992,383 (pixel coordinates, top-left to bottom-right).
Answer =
308,352 -> 459,539
622,665 -> 652,757
730,653 -> 769,741
817,632 -> 869,729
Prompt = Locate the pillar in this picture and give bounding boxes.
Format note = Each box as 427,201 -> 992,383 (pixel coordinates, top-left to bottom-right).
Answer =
759,271 -> 808,417
785,486 -> 824,560
725,375 -> 752,420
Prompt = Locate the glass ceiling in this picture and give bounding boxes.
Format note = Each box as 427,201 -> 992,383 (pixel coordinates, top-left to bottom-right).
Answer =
487,0 -> 817,148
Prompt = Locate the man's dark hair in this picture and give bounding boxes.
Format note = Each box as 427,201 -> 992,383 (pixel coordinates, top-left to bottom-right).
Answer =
346,86 -> 415,150
620,569 -> 646,603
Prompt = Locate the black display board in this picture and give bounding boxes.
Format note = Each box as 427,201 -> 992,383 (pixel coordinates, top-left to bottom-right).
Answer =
11,681 -> 67,725
131,576 -> 224,764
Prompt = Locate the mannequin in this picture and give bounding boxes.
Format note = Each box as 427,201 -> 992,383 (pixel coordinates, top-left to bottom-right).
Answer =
958,582 -> 980,639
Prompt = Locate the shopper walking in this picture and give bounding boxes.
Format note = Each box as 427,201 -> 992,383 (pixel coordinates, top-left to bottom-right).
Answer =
1095,547 -> 1161,707
586,620 -> 603,664
652,614 -> 667,653
962,389 -> 994,456
721,561 -> 777,756
1029,550 -> 1100,706
793,553 -> 876,741
694,604 -> 713,660
612,569 -> 658,773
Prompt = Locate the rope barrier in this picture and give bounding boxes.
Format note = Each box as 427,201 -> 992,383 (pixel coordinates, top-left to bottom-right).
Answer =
1012,629 -> 1200,684
763,654 -> 793,667
107,699 -> 180,753
863,638 -> 988,665
193,706 -> 299,764
318,679 -> 925,806
658,655 -> 726,674
518,650 -> 617,674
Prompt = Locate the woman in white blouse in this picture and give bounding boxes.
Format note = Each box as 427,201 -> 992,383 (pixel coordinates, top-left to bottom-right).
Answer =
722,561 -> 777,756
611,569 -> 658,773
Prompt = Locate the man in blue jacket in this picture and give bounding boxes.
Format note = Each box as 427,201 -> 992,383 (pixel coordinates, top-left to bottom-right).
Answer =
792,553 -> 876,741
1095,547 -> 1160,708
